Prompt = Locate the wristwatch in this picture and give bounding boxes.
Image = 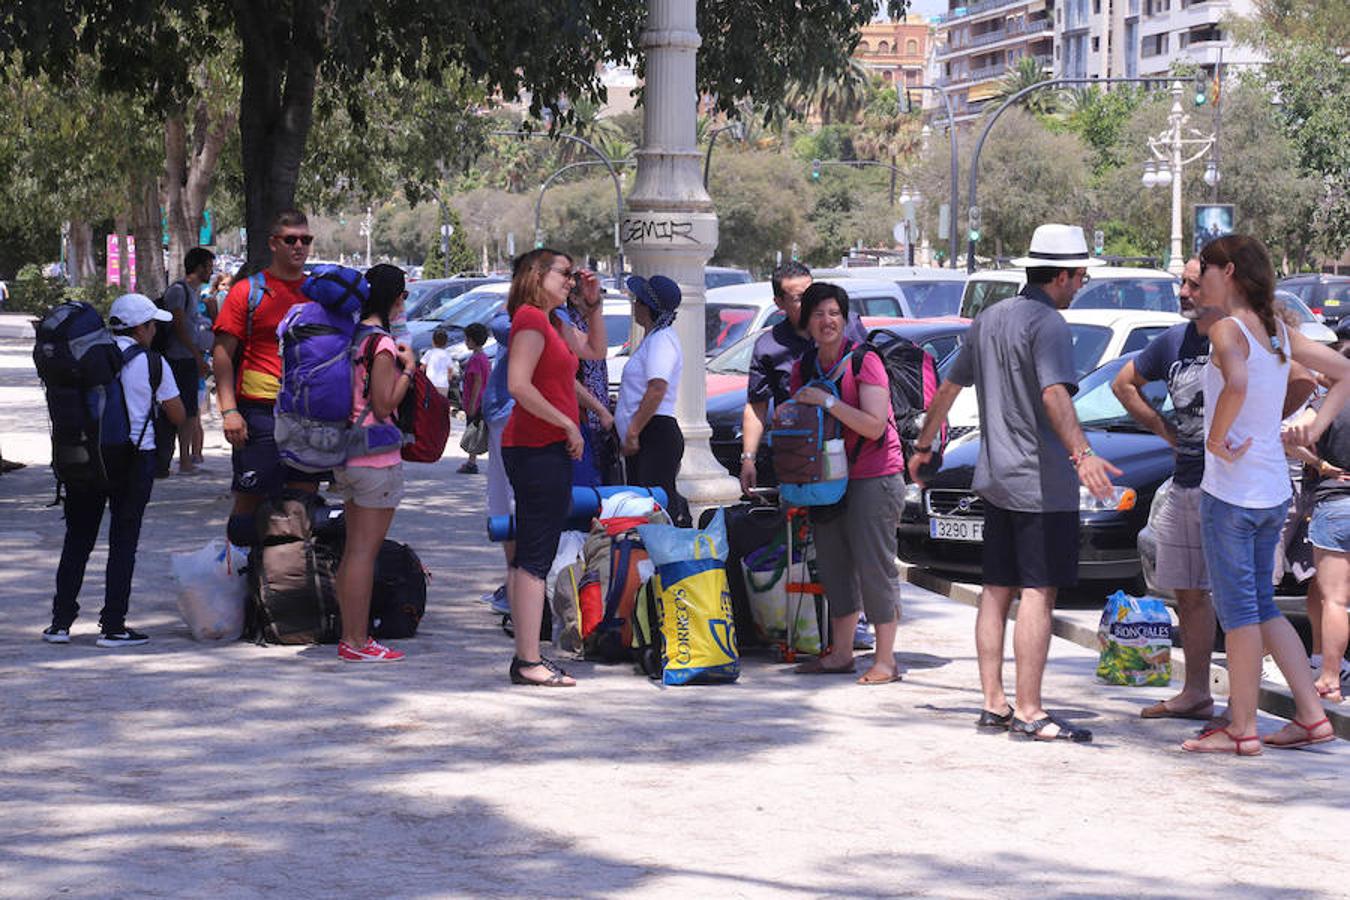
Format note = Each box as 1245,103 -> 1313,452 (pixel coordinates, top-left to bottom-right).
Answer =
824,395 -> 837,411
740,451 -> 756,462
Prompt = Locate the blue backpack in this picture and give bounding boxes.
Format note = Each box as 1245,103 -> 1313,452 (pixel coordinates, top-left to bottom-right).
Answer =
769,351 -> 851,508
33,301 -> 163,492
273,265 -> 403,471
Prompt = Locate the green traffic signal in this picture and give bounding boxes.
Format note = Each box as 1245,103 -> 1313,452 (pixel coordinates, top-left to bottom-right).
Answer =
968,228 -> 981,243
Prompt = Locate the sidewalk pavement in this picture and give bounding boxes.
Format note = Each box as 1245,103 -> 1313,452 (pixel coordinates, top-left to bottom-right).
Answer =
2,335 -> 1349,897
0,312 -> 36,340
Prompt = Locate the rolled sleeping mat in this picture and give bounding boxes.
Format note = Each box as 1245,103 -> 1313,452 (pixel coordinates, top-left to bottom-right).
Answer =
485,486 -> 669,542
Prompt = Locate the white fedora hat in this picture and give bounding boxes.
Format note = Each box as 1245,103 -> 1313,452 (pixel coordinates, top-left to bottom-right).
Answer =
1010,224 -> 1106,268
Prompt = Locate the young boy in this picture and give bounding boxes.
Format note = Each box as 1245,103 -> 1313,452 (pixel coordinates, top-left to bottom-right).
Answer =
44,294 -> 187,646
458,321 -> 491,474
419,328 -> 457,403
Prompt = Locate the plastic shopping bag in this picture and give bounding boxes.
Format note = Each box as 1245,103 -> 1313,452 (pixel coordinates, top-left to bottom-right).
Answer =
171,539 -> 248,641
1096,590 -> 1174,686
638,509 -> 739,685
742,514 -> 825,656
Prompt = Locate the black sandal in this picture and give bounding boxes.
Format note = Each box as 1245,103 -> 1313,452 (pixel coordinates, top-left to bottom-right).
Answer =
976,706 -> 1014,730
509,656 -> 575,687
1009,714 -> 1092,743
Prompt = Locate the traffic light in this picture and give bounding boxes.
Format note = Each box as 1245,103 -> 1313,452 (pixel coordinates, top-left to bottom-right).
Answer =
1192,70 -> 1208,106
967,205 -> 982,243
810,159 -> 822,181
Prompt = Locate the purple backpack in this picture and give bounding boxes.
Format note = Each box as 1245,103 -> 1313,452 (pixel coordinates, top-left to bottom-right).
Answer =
274,266 -> 403,471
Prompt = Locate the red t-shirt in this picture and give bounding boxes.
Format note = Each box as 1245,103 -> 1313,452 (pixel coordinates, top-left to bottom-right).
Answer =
213,271 -> 306,402
502,305 -> 579,448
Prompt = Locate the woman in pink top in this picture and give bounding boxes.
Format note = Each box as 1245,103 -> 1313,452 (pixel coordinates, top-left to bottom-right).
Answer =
789,282 -> 907,685
333,264 -> 416,663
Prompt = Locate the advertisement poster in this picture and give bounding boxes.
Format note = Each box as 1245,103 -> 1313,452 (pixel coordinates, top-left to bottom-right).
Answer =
1193,205 -> 1234,253
104,235 -> 138,291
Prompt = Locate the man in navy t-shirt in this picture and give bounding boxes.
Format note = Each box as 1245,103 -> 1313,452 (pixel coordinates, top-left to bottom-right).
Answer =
1112,258 -> 1220,721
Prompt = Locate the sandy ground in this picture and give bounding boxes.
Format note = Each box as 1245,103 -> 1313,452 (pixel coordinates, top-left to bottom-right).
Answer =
2,335 -> 1348,899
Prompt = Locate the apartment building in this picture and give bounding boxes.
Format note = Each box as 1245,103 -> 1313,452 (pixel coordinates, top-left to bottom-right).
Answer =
855,18 -> 931,89
931,1 -> 1056,122
1055,0 -> 1264,82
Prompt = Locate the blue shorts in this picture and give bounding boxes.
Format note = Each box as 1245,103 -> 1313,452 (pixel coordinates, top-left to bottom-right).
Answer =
1200,492 -> 1288,631
502,442 -> 572,580
1308,494 -> 1350,553
230,402 -> 325,495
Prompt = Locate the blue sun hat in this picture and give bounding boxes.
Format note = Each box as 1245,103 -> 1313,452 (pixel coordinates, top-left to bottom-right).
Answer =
626,275 -> 682,330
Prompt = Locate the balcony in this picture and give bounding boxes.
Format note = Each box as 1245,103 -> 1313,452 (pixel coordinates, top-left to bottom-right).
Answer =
942,17 -> 1051,54
941,0 -> 1034,25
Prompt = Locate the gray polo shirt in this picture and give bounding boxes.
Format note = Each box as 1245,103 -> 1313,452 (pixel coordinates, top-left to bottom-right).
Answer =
161,279 -> 200,361
947,285 -> 1079,512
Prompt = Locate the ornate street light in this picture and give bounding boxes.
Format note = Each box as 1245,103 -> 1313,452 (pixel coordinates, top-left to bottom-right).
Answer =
1140,80 -> 1216,274
1203,157 -> 1221,187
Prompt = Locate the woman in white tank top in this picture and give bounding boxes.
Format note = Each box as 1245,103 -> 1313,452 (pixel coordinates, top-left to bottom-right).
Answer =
1184,235 -> 1350,755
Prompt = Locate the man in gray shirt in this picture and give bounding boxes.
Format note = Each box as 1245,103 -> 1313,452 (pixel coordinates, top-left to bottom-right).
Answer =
909,224 -> 1118,743
161,247 -> 214,475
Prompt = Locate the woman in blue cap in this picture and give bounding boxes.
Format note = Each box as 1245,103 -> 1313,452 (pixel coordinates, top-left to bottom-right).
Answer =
617,274 -> 689,525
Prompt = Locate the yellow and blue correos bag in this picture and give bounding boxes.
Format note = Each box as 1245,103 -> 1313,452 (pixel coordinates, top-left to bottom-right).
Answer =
637,509 -> 739,685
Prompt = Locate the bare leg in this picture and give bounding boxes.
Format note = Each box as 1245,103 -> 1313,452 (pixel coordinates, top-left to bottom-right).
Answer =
509,567 -> 575,685
178,417 -> 196,472
819,611 -> 860,669
1012,586 -> 1056,723
1306,578 -> 1324,658
1221,624 -> 1263,738
1167,588 -> 1216,708
859,619 -> 899,680
1262,615 -> 1336,744
336,502 -> 396,646
1312,550 -> 1347,698
976,585 -> 1015,714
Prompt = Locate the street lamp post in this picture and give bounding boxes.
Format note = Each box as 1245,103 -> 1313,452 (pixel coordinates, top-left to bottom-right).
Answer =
534,158 -> 635,250
902,85 -> 961,269
702,120 -> 745,188
623,0 -> 737,512
1142,81 -> 1216,275
811,158 -> 905,205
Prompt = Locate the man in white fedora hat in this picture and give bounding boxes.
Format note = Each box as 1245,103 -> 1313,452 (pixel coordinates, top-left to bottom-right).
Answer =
908,223 -> 1119,743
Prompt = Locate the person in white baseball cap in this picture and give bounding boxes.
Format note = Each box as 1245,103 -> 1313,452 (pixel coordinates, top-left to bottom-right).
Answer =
107,292 -> 173,329
42,293 -> 185,648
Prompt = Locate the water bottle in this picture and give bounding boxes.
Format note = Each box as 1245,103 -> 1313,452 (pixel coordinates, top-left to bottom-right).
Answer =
1080,484 -> 1133,512
823,437 -> 847,480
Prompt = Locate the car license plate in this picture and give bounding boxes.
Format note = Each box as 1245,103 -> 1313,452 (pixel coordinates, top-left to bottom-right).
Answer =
929,517 -> 982,542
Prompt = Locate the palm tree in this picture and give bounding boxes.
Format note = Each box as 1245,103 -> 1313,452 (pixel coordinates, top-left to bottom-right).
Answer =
995,55 -> 1059,117
788,57 -> 873,126
854,93 -> 925,206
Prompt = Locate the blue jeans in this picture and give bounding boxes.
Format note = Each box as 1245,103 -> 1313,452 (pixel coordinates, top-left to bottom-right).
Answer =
51,450 -> 156,633
1308,494 -> 1350,552
1200,491 -> 1288,631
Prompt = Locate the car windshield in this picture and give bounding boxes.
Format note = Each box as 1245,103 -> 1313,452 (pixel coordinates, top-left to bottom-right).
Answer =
1327,282 -> 1350,304
445,293 -> 505,326
706,303 -> 758,353
1070,278 -> 1179,313
707,329 -> 760,374
404,283 -> 442,319
1276,291 -> 1317,323
1074,356 -> 1172,428
706,270 -> 750,289
900,281 -> 964,318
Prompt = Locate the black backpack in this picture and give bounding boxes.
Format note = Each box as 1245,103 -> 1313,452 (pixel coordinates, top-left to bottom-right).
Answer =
150,281 -> 188,354
33,301 -> 164,493
368,541 -> 428,639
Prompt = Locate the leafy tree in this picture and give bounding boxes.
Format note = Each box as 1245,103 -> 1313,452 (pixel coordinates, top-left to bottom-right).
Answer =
708,151 -> 814,271
2,0 -> 906,268
1060,85 -> 1147,174
422,206 -> 477,277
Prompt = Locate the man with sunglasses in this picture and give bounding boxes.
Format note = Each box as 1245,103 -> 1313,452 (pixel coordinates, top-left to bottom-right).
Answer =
212,208 -> 321,544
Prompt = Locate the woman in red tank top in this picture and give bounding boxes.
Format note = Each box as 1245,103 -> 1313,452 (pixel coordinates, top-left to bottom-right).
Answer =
501,248 -> 608,687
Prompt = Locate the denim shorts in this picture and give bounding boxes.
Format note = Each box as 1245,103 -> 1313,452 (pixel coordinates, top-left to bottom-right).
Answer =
1308,494 -> 1350,553
1200,491 -> 1288,631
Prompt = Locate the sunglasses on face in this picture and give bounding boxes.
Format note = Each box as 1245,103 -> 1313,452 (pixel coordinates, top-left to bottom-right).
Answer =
274,234 -> 314,246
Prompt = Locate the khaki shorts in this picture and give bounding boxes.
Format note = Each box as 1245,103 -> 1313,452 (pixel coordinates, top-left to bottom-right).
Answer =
1153,484 -> 1208,591
333,464 -> 405,509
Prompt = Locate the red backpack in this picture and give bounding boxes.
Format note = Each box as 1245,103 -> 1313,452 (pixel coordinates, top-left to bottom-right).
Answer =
398,367 -> 452,462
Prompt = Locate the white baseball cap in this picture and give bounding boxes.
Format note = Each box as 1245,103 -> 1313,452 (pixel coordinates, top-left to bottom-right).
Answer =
108,293 -> 172,329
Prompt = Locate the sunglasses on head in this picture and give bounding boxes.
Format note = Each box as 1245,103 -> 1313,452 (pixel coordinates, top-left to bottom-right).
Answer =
274,234 -> 314,246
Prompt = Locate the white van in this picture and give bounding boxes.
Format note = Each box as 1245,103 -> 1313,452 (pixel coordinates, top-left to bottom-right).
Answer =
960,266 -> 1180,319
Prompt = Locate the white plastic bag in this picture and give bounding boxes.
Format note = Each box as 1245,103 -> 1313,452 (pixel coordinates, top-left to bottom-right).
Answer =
171,539 -> 248,641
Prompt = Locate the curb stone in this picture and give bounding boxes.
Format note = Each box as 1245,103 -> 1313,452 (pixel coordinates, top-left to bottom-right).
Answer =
898,561 -> 1350,742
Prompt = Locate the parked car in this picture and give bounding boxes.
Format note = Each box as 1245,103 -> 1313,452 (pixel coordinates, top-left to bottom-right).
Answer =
704,277 -> 921,358
705,317 -> 971,476
814,266 -> 968,318
1277,290 -> 1337,344
1278,274 -> 1350,324
406,276 -> 507,322
600,266 -> 751,293
899,353 -> 1174,586
408,282 -> 512,357
941,308 -> 1183,439
960,266 -> 1180,319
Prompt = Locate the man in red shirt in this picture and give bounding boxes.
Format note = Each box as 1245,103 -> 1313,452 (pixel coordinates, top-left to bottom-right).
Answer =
212,208 -> 321,545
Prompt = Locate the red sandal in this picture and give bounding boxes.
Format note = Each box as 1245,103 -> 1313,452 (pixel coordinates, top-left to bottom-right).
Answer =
1182,727 -> 1262,756
1261,717 -> 1335,750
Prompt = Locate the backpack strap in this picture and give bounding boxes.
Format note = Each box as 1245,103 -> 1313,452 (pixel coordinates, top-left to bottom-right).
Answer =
121,344 -> 163,450
243,272 -> 268,345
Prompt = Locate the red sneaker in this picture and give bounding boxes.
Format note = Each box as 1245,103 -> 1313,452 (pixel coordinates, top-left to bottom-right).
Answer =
338,638 -> 405,662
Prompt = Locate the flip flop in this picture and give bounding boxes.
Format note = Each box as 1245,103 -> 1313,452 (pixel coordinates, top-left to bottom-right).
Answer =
1316,684 -> 1344,703
1141,698 -> 1216,721
793,658 -> 856,675
1262,716 -> 1335,750
856,668 -> 902,685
